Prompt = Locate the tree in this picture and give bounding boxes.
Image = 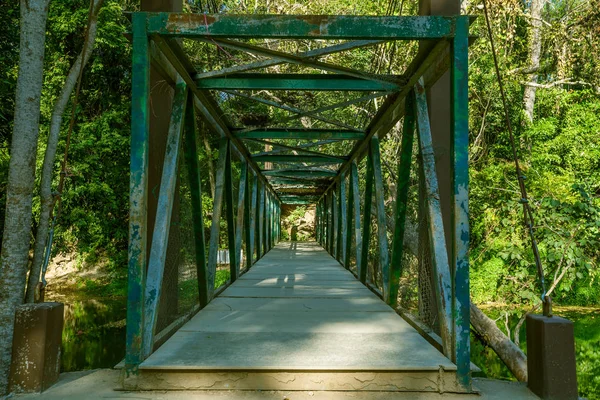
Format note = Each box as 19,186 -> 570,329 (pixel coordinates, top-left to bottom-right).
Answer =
522,0 -> 546,123
0,0 -> 51,394
25,0 -> 104,304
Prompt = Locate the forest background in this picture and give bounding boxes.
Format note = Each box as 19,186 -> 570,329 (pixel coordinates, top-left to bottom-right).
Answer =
0,0 -> 598,398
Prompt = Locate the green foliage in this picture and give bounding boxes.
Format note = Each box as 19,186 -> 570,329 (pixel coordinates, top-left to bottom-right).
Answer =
215,269 -> 230,288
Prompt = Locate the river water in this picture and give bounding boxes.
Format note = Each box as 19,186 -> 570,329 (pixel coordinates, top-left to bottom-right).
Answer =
58,298 -> 126,371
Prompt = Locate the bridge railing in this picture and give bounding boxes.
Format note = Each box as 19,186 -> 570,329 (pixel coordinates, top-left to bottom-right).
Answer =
127,30 -> 282,368
315,20 -> 470,389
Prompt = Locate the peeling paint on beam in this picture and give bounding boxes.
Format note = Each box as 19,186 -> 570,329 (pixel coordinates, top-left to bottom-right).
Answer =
195,40 -> 386,79
253,154 -> 347,163
198,73 -> 401,91
145,13 -> 456,39
235,129 -> 365,140
262,168 -> 337,178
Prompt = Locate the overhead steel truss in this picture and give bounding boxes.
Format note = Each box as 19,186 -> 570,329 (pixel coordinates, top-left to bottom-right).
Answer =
128,11 -> 471,392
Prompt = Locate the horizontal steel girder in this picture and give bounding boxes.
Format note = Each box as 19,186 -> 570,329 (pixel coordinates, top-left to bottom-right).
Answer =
197,74 -> 401,91
235,129 -> 365,140
145,13 -> 457,39
268,177 -> 332,185
253,154 -> 347,163
263,168 -> 338,178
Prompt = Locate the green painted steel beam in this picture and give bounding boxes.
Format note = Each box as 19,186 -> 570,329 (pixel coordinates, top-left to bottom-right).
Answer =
235,129 -> 365,140
250,139 -> 340,157
127,12 -> 150,369
145,13 -> 456,39
415,78 -> 453,359
389,92 -> 415,309
142,80 -> 187,359
253,154 -> 347,163
199,38 -> 400,87
280,200 -> 315,205
268,177 -> 332,185
182,91 -> 208,308
224,90 -> 361,132
198,73 -> 401,91
150,36 -> 283,204
247,138 -> 346,159
195,40 -> 386,79
274,92 -> 391,127
452,16 -> 471,389
263,168 -> 337,178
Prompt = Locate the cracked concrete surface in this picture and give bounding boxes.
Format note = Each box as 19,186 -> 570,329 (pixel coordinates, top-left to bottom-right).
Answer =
14,369 -> 540,399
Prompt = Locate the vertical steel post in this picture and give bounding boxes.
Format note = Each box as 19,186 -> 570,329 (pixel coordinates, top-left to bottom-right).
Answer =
343,172 -> 352,270
224,141 -> 237,282
254,177 -> 261,260
127,12 -> 150,370
389,94 -> 416,308
244,168 -> 253,270
183,91 -> 208,307
329,191 -> 336,255
260,185 -> 266,256
360,149 -> 374,284
371,136 -> 391,302
235,162 -> 248,275
452,15 -> 471,388
337,180 -> 345,264
350,161 -> 362,273
207,138 -> 229,297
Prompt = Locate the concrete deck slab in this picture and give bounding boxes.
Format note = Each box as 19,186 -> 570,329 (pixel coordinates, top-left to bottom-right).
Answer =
220,286 -> 375,297
14,369 -> 540,399
232,279 -> 365,288
181,311 -> 415,333
136,242 -> 463,392
141,331 -> 456,370
238,273 -> 357,281
203,297 -> 393,312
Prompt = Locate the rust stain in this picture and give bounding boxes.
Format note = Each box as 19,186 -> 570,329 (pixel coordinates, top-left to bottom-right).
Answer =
166,13 -> 216,32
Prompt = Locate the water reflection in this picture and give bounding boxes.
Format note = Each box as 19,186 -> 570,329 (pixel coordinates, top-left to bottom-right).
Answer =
60,299 -> 126,372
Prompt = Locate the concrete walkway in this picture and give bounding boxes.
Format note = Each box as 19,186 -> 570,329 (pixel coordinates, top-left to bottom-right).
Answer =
15,243 -> 539,398
140,242 -> 455,374
15,369 -> 540,399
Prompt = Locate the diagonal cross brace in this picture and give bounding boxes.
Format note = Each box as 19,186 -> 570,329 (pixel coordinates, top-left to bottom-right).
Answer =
195,39 -> 387,79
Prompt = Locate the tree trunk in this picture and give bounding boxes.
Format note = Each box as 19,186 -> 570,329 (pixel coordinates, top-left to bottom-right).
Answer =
25,0 -> 104,304
470,303 -> 528,382
0,0 -> 51,394
522,0 -> 545,123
